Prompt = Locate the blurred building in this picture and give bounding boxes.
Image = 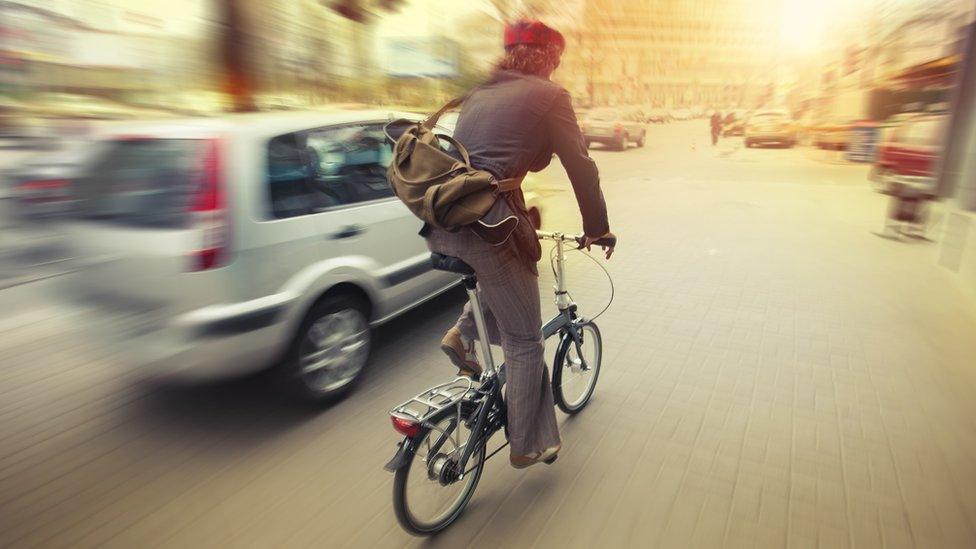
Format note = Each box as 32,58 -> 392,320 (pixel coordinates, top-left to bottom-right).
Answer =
796,0 -> 975,123
0,0 -> 215,102
557,0 -> 782,108
245,0 -> 378,103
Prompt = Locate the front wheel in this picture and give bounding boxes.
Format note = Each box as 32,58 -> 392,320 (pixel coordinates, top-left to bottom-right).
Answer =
281,294 -> 371,403
552,321 -> 603,414
393,407 -> 486,535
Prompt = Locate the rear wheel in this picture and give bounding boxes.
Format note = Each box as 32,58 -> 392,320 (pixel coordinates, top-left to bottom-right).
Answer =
282,294 -> 371,403
615,135 -> 627,151
393,407 -> 486,535
553,322 -> 603,414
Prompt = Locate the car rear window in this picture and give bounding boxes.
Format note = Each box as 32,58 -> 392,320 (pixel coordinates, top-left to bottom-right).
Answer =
752,112 -> 788,121
74,139 -> 203,229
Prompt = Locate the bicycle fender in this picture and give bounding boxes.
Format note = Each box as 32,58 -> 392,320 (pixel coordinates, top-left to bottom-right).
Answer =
384,439 -> 413,472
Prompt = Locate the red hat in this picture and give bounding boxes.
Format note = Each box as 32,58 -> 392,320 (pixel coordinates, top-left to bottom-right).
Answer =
504,20 -> 565,53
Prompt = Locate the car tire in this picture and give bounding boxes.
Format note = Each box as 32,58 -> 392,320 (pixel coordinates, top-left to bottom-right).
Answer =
636,132 -> 646,147
280,293 -> 371,404
616,135 -> 627,151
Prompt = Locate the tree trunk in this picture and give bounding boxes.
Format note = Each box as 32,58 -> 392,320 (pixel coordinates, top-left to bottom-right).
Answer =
218,0 -> 255,112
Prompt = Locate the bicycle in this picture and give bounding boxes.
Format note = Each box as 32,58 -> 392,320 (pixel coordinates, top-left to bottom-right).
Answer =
384,230 -> 616,536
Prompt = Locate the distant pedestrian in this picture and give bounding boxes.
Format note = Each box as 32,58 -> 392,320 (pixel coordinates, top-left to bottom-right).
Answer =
710,111 -> 722,146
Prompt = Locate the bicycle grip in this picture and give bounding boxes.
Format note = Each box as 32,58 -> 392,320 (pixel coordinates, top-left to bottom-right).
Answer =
576,235 -> 617,249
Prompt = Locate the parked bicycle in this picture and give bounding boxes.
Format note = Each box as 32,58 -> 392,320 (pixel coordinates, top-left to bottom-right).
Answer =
384,230 -> 616,535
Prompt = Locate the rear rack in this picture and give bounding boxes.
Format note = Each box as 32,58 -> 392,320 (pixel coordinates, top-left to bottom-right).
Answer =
389,376 -> 477,424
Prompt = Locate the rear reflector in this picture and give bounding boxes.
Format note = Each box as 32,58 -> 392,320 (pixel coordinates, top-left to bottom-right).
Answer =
391,416 -> 421,438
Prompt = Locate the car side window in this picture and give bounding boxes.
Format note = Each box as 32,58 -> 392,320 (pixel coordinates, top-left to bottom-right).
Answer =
267,132 -> 339,219
266,123 -> 394,219
305,123 -> 394,207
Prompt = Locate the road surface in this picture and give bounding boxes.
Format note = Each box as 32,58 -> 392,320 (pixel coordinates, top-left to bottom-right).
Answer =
2,122 -> 975,548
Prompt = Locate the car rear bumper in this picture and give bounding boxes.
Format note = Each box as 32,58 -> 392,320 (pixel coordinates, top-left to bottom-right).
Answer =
745,132 -> 795,143
83,291 -> 301,382
584,133 -> 623,143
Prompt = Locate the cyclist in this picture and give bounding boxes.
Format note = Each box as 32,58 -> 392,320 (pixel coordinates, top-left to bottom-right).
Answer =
425,20 -> 615,469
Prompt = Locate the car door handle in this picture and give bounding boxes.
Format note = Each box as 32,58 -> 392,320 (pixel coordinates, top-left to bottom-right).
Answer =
330,225 -> 365,239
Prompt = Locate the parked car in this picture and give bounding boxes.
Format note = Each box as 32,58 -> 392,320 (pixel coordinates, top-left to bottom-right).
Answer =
670,108 -> 692,121
873,113 -> 948,185
813,118 -> 853,150
60,110 -> 462,403
722,109 -> 747,136
580,107 -> 646,150
744,109 -> 797,148
643,107 -> 671,124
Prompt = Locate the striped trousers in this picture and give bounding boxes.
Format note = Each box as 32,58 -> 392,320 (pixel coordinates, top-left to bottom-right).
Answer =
426,227 -> 560,456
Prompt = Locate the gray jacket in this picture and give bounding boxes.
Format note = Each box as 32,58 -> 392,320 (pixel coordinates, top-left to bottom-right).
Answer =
453,70 -> 610,238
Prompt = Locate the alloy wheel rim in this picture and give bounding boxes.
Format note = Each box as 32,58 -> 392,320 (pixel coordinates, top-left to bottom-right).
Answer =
299,308 -> 370,393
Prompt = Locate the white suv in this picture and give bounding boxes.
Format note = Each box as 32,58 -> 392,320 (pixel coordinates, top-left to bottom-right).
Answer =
62,110 -> 457,401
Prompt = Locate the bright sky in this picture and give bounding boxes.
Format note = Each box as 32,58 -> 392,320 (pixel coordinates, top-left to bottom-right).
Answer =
375,0 -> 497,37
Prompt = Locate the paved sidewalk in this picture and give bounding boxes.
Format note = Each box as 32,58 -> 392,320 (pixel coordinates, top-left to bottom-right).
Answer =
1,131 -> 975,547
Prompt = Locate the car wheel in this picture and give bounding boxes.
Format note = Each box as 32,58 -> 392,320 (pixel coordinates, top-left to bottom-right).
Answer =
281,293 -> 371,404
636,132 -> 646,147
616,135 -> 627,151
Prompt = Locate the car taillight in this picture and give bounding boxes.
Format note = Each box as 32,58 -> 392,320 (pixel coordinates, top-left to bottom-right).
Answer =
614,123 -> 623,133
391,416 -> 421,438
19,179 -> 68,191
188,139 -> 230,271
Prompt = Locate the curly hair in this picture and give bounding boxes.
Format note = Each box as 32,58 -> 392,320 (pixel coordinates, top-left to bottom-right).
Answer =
494,43 -> 563,77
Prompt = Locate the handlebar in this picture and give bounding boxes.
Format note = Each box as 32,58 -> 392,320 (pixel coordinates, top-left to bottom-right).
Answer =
536,230 -> 617,249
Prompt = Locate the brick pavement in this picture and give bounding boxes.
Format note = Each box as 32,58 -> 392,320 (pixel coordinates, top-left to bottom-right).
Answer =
1,135 -> 975,548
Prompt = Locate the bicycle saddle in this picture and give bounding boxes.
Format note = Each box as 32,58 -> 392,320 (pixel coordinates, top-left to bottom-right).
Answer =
430,253 -> 475,276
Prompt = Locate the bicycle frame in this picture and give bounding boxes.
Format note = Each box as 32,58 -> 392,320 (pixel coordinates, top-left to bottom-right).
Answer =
449,234 -> 588,475
387,232 -> 593,478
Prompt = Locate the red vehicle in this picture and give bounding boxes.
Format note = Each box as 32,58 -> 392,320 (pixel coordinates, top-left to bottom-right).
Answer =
874,113 -> 948,183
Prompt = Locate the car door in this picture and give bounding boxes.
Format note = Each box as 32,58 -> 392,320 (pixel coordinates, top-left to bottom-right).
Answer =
304,121 -> 454,321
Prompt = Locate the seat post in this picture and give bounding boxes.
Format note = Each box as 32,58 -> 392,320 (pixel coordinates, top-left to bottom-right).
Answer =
461,275 -> 496,377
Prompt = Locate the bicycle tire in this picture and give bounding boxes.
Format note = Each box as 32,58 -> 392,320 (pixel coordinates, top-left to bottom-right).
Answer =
552,321 -> 603,414
392,406 -> 487,536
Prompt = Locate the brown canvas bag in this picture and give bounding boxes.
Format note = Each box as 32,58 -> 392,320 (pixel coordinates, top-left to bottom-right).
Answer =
386,99 -> 525,246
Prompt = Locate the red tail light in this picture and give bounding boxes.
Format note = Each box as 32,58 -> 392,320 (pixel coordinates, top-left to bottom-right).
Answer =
391,416 -> 421,438
188,139 -> 230,271
19,179 -> 68,191
614,123 -> 624,134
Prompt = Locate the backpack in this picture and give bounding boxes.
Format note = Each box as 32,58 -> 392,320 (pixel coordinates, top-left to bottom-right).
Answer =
385,98 -> 525,246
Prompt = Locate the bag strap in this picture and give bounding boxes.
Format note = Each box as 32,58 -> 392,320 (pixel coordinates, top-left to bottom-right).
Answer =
434,133 -> 471,166
423,96 -> 463,129
494,175 -> 524,193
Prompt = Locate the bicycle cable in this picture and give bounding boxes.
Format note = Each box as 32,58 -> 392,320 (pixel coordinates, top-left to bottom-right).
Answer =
548,243 -> 616,322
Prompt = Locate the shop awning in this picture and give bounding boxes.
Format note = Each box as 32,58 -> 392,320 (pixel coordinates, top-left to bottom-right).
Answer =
889,54 -> 961,89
